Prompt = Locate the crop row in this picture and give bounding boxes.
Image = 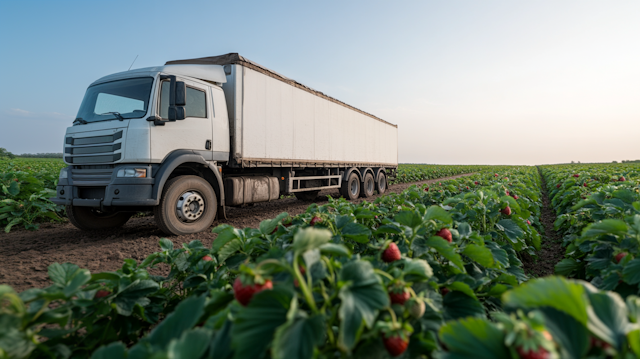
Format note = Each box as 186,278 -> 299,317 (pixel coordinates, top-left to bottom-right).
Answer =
2,166 -> 639,359
0,158 -> 66,232
391,164 -> 493,184
539,164 -> 640,295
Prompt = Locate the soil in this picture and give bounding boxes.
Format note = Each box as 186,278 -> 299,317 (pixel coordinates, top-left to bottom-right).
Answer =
520,167 -> 565,278
0,174 -> 474,293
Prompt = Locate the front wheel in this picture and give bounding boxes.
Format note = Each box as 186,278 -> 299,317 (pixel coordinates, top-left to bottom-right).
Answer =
66,205 -> 132,231
154,175 -> 217,235
376,171 -> 387,195
340,172 -> 360,200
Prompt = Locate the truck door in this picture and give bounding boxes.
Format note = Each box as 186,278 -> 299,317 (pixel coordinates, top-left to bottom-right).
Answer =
150,77 -> 213,162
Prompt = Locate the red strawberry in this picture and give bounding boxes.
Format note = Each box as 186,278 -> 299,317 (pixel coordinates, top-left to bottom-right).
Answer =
424,187 -> 429,191
513,195 -> 519,200
619,176 -> 626,182
466,186 -> 469,190
573,174 -> 580,178
501,206 -> 512,216
95,290 -> 110,299
438,182 -> 441,185
233,277 -> 273,306
202,255 -> 213,261
310,216 -> 322,226
589,336 -> 611,349
382,334 -> 409,357
556,183 -> 561,188
283,221 -> 292,227
436,228 -> 452,243
299,265 -> 306,275
389,289 -> 410,305
527,220 -> 531,225
516,346 -> 549,359
583,183 -> 587,187
495,174 -> 498,177
474,181 -> 479,185
382,242 -> 401,262
615,252 -> 628,263
441,287 -> 450,296
504,177 -> 509,180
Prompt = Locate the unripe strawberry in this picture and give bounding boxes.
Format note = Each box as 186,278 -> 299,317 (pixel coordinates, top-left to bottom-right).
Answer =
382,334 -> 409,357
436,228 -> 452,243
389,289 -> 410,305
615,252 -> 628,263
382,242 -> 401,263
501,206 -> 512,216
407,298 -> 425,318
233,277 -> 273,306
95,290 -> 110,299
310,216 -> 322,226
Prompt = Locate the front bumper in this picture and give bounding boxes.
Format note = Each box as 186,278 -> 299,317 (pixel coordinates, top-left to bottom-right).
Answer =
51,165 -> 158,208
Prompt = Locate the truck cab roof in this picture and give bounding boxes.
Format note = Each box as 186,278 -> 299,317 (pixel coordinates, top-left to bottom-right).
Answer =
91,64 -> 227,86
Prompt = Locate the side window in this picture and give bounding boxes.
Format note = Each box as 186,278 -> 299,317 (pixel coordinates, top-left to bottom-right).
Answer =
159,81 -> 207,119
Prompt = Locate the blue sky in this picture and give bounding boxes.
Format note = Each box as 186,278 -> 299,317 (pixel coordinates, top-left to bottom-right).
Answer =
1,0 -> 638,164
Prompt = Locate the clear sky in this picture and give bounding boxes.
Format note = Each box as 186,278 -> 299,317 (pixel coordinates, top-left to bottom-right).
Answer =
1,0 -> 638,165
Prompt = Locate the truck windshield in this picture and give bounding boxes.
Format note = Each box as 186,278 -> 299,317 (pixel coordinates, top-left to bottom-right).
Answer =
75,77 -> 154,123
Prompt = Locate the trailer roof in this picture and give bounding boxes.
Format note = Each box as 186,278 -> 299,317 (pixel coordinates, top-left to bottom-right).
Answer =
166,53 -> 397,128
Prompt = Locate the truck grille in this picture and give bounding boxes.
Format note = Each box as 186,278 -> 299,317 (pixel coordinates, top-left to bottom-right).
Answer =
70,166 -> 114,186
64,130 -> 124,165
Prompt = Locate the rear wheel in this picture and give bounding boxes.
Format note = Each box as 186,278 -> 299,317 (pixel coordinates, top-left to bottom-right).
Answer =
360,172 -> 375,198
376,171 -> 387,195
154,175 -> 217,235
66,205 -> 132,231
294,190 -> 320,201
340,172 -> 360,200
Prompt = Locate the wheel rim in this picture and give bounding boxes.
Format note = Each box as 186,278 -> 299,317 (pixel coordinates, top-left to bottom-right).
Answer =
366,177 -> 374,193
350,179 -> 359,196
176,190 -> 206,223
378,176 -> 386,192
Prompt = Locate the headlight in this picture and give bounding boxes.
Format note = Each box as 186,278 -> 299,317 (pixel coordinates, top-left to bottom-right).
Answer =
59,168 -> 68,179
117,168 -> 147,178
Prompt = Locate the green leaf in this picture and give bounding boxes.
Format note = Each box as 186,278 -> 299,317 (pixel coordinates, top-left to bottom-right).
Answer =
212,227 -> 241,253
554,258 -> 582,276
457,223 -> 472,238
114,279 -> 160,316
48,263 -> 80,286
374,224 -> 402,235
502,277 -> 588,325
7,181 -> 20,196
496,219 -> 524,244
538,307 -> 589,359
424,205 -> 452,224
340,222 -> 372,244
259,212 -> 289,235
426,236 -> 465,272
218,238 -> 242,263
338,260 -> 389,351
394,210 -> 424,228
232,287 -> 292,359
63,269 -> 91,297
292,227 -> 332,254
272,314 -> 325,359
486,242 -> 509,268
443,291 -> 485,321
319,243 -> 351,257
411,237 -> 430,257
629,329 -> 640,357
582,219 -> 629,239
402,258 -> 433,281
612,189 -> 636,204
449,282 -> 477,300
462,244 -> 495,268
585,288 -> 631,351
91,342 -> 127,359
438,317 -> 509,359
167,328 -> 212,359
623,259 -> 640,285
147,294 -> 206,349
159,237 -> 174,251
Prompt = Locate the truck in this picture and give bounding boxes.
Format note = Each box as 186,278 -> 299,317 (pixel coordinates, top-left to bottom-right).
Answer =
51,53 -> 398,235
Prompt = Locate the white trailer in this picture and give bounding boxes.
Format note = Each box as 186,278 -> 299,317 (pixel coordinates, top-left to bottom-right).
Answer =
52,53 -> 398,235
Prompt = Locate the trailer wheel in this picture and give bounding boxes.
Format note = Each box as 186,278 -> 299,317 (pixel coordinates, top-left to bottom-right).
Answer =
294,190 -> 320,201
66,205 -> 132,231
340,172 -> 360,200
376,171 -> 387,195
360,172 -> 375,198
154,175 -> 217,235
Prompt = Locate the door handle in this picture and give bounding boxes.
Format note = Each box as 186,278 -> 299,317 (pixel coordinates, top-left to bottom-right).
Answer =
205,140 -> 212,150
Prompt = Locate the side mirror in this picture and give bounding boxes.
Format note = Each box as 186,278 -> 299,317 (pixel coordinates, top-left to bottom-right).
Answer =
168,77 -> 186,121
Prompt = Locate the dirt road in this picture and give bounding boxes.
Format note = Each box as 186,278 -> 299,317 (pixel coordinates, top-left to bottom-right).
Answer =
0,174 -> 473,292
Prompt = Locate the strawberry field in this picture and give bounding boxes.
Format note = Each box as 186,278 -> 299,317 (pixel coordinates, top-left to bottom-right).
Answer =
391,164 -> 491,184
2,164 -> 639,359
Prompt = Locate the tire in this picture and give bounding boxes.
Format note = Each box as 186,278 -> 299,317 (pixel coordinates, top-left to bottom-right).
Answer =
340,172 -> 360,200
360,172 -> 375,198
66,205 -> 132,231
376,171 -> 387,195
154,175 -> 217,236
294,190 -> 320,201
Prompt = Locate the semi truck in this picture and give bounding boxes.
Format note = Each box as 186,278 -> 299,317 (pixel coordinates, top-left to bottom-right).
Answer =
51,53 -> 399,235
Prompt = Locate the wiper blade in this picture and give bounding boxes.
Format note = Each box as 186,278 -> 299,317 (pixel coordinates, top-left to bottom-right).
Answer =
73,117 -> 87,125
100,112 -> 125,121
